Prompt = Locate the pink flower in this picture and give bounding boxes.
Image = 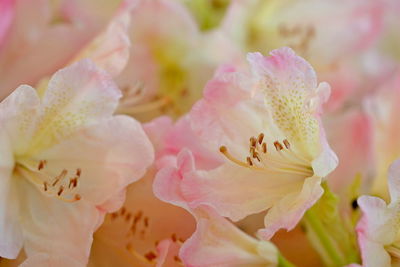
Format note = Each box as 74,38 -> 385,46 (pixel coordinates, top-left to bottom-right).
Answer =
154,149 -> 279,267
364,71 -> 400,199
155,47 -> 337,240
356,159 -> 400,267
0,59 -> 153,265
0,0 -> 122,100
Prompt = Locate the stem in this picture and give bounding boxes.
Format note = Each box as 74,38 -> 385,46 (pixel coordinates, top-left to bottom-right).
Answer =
303,209 -> 344,266
278,253 -> 296,267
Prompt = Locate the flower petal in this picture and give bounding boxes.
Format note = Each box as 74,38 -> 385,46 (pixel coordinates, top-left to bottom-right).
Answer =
0,85 -> 40,155
176,150 -> 305,222
33,115 -> 154,207
258,176 -> 323,240
0,129 -> 22,259
16,177 -> 101,266
180,207 -> 278,267
26,59 -> 121,155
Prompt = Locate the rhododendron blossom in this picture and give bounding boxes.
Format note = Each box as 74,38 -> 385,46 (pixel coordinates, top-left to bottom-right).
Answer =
0,60 -> 153,265
357,159 -> 400,267
160,47 -> 337,240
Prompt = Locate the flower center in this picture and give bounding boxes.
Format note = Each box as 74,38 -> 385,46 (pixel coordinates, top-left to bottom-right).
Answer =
219,132 -> 313,176
99,206 -> 185,265
14,159 -> 81,202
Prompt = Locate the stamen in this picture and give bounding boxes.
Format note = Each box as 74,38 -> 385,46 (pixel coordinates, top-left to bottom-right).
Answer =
57,186 -> 64,196
126,244 -> 157,264
144,251 -> 157,262
283,139 -> 290,149
246,157 -> 253,166
15,162 -> 82,203
274,141 -> 284,151
257,133 -> 264,144
262,142 -> 267,153
220,146 -> 251,168
219,134 -> 313,177
38,160 -> 47,171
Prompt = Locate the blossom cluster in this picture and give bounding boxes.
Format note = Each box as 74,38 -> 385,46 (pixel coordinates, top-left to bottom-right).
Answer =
0,0 -> 399,267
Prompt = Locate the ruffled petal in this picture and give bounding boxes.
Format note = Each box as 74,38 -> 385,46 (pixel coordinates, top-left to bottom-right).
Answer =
25,59 -> 121,155
180,207 -> 278,267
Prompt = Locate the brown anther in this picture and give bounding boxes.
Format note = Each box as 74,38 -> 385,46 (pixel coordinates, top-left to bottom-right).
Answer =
144,251 -> 157,261
253,152 -> 261,162
171,233 -> 177,242
43,182 -> 48,191
257,133 -> 264,144
121,207 -> 126,215
250,137 -> 257,147
125,213 -> 132,221
111,212 -> 118,220
219,146 -> 227,153
246,157 -> 253,166
57,186 -> 64,196
155,240 -> 159,246
178,238 -> 185,243
134,210 -> 143,224
38,160 -> 47,171
76,168 -> 81,177
74,194 -> 81,201
68,178 -> 78,189
174,256 -> 182,262
274,141 -> 283,151
262,143 -> 267,153
283,139 -> 290,149
144,217 -> 149,227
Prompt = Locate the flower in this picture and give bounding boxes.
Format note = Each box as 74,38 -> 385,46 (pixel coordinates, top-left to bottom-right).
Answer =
219,0 -> 384,112
161,47 -> 337,240
113,0 -> 242,121
154,148 -> 279,267
0,59 -> 153,265
0,0 -> 122,100
364,72 -> 400,200
356,159 -> 400,267
88,117 -> 196,267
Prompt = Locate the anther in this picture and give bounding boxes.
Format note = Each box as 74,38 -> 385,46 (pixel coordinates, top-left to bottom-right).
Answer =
283,139 -> 290,149
144,217 -> 149,227
171,233 -> 177,242
57,186 -> 64,196
274,141 -> 284,151
144,251 -> 157,262
43,182 -> 48,191
38,160 -> 47,171
76,168 -> 81,177
250,137 -> 257,147
246,157 -> 253,166
68,178 -> 78,189
74,194 -> 81,201
219,146 -> 227,153
121,207 -> 126,215
262,143 -> 267,153
257,133 -> 264,144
